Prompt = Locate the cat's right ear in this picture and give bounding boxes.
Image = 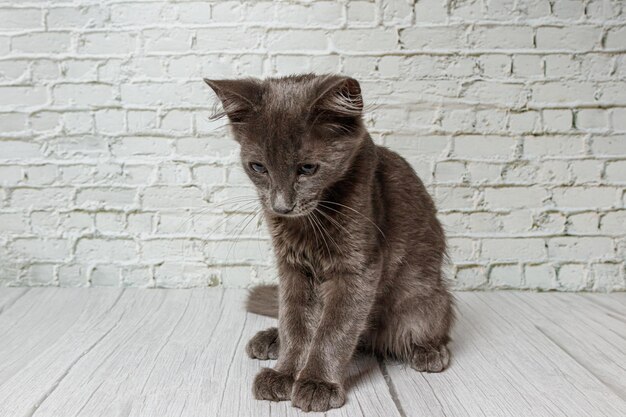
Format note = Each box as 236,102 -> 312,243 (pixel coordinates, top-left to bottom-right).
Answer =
203,78 -> 262,124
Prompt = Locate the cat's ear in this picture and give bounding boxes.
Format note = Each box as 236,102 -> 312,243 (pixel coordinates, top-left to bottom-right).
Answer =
310,76 -> 364,137
203,78 -> 262,123
311,76 -> 363,118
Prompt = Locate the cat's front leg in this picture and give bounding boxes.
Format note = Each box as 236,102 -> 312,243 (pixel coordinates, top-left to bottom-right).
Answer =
253,265 -> 316,402
291,268 -> 378,412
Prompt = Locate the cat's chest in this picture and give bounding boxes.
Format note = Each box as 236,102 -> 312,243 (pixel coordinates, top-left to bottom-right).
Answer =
271,223 -> 331,275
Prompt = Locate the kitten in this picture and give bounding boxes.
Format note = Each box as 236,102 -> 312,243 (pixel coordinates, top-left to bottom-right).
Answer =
205,74 -> 454,412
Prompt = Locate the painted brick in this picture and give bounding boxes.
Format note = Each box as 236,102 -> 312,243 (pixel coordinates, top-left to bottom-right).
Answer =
76,187 -> 136,208
0,213 -> 27,233
552,187 -> 617,208
558,264 -> 587,291
605,26 -> 626,50
489,264 -> 523,288
605,161 -> 626,183
482,238 -> 546,261
155,262 -> 218,288
90,265 -> 120,286
347,1 -> 377,25
454,136 -> 517,160
455,266 -> 487,289
333,29 -> 396,51
11,238 -> 69,261
47,6 -> 109,29
0,8 -> 42,30
525,264 -> 557,290
142,186 -> 206,208
600,211 -> 626,235
543,110 -> 573,132
591,263 -> 624,291
548,237 -> 614,260
12,32 -> 72,54
11,188 -> 73,209
543,54 -> 581,78
0,0 -> 622,291
483,187 -> 548,209
577,109 -> 608,130
177,2 -> 211,24
536,26 -> 600,51
0,141 -> 42,159
0,86 -> 47,107
53,83 -> 116,107
196,28 -> 263,51
592,135 -> 626,156
75,238 -> 137,262
400,27 -> 465,50
469,26 -> 534,49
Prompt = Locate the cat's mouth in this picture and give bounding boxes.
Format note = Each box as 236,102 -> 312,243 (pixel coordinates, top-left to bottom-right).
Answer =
266,200 -> 318,218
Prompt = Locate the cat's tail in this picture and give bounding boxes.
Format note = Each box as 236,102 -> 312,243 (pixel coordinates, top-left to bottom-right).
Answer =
246,284 -> 278,318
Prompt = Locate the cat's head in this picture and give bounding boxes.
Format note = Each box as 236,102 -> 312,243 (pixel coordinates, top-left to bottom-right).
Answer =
204,74 -> 366,217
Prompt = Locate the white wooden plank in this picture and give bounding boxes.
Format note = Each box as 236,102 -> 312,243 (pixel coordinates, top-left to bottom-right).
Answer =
0,289 -> 107,385
333,355 -> 403,417
385,292 -> 562,417
28,289 -> 202,417
386,292 -> 626,417
15,289 -> 401,417
580,293 -> 626,321
0,288 -> 123,417
3,289 -> 622,417
506,292 -> 626,400
472,292 -> 625,416
0,287 -> 29,314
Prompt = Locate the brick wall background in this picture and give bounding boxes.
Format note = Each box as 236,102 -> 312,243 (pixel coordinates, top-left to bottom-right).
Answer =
0,0 -> 624,290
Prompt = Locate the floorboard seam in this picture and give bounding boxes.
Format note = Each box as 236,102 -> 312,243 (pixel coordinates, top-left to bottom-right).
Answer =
377,360 -> 408,417
534,324 -> 626,402
138,292 -> 193,396
217,312 -> 247,413
24,289 -> 127,417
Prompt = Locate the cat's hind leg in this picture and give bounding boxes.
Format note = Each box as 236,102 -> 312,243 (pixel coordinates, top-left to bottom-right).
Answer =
372,288 -> 454,373
246,327 -> 279,360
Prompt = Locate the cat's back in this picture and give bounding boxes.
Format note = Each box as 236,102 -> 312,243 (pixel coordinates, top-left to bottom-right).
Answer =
373,144 -> 445,266
374,145 -> 437,215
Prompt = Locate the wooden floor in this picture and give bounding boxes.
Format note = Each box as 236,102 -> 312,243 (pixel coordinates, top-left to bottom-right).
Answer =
0,289 -> 624,417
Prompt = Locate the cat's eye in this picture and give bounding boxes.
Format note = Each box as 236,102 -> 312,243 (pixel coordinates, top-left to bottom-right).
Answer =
298,163 -> 318,176
249,162 -> 267,174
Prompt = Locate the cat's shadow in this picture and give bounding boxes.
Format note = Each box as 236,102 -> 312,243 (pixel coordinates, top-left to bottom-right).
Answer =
343,352 -> 382,391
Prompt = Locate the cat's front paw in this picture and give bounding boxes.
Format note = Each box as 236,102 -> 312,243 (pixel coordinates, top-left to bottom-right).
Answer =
246,327 -> 279,360
291,378 -> 345,412
253,368 -> 293,401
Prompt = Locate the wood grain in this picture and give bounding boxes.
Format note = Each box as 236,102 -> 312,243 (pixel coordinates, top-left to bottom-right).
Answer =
0,289 -> 624,417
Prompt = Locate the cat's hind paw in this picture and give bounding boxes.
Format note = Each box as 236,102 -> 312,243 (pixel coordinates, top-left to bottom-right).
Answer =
410,344 -> 450,373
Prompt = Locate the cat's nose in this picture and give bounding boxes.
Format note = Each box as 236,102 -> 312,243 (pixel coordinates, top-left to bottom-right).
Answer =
273,205 -> 294,214
271,193 -> 295,214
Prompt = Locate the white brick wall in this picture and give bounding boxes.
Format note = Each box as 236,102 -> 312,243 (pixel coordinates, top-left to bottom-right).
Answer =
0,0 -> 624,291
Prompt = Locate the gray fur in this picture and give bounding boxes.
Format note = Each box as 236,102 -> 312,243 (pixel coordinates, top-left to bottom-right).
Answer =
205,74 -> 454,412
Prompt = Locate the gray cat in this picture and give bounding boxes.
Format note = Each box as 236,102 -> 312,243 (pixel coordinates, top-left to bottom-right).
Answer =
205,74 -> 454,412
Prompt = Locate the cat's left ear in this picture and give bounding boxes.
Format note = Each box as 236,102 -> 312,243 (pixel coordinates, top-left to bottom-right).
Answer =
311,76 -> 363,118
204,78 -> 262,123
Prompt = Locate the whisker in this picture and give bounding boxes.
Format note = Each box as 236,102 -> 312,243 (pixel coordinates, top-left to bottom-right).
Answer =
313,210 -> 343,257
314,207 -> 355,240
223,209 -> 261,263
318,200 -> 386,241
308,212 -> 332,259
